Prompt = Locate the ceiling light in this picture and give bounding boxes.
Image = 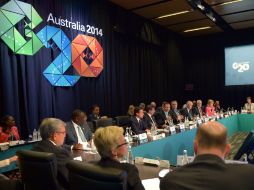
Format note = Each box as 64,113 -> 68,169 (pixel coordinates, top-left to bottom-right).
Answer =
156,10 -> 190,19
183,26 -> 211,33
216,0 -> 242,6
197,3 -> 205,10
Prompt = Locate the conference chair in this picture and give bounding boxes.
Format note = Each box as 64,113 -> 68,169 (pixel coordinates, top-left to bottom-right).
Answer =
87,121 -> 95,133
67,160 -> 127,190
93,118 -> 113,130
114,116 -> 131,131
17,150 -> 64,190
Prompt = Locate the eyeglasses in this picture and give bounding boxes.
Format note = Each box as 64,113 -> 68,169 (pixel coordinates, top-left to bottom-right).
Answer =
116,142 -> 128,148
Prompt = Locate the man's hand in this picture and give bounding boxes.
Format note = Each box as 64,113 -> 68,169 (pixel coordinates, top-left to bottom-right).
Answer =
72,143 -> 83,150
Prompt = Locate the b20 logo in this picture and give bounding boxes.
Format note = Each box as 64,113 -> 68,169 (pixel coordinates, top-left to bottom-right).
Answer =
232,62 -> 250,73
0,0 -> 103,86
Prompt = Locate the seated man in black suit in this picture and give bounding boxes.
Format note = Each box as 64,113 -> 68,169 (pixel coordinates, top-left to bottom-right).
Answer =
94,126 -> 145,190
88,104 -> 102,121
32,118 -> 73,189
154,101 -> 171,128
169,100 -> 183,124
143,105 -> 157,130
65,109 -> 92,147
160,121 -> 254,190
193,99 -> 205,117
130,107 -> 148,134
180,101 -> 195,121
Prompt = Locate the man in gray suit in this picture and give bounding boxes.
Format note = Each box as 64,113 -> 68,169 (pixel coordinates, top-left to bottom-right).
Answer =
65,109 -> 92,146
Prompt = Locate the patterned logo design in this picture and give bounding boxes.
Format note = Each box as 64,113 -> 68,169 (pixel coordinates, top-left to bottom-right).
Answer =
0,0 -> 43,55
0,0 -> 103,86
72,35 -> 103,77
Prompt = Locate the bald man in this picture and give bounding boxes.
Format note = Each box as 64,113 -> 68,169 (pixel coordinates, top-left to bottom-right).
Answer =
160,121 -> 254,190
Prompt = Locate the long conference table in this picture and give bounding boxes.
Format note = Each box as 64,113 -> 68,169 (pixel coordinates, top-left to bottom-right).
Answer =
132,114 -> 254,166
1,114 -> 254,174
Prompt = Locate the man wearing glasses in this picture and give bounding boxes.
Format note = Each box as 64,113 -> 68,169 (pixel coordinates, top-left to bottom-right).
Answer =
32,118 -> 72,190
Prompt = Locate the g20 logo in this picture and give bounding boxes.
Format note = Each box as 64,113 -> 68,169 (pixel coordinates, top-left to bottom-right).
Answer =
232,62 -> 250,73
0,0 -> 103,86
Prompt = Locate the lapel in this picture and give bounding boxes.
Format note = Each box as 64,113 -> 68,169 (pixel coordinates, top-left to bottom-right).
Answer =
70,122 -> 78,141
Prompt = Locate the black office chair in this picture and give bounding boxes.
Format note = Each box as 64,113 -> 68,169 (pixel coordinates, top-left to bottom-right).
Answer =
67,160 -> 127,190
115,116 -> 131,126
93,118 -> 113,130
87,121 -> 95,132
17,150 -> 64,190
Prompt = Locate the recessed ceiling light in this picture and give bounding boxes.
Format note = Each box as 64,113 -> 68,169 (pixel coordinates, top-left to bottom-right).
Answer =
156,10 -> 190,19
216,0 -> 242,6
183,26 -> 211,33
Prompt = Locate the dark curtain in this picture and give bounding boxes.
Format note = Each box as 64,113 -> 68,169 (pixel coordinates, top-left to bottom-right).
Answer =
0,0 -> 183,138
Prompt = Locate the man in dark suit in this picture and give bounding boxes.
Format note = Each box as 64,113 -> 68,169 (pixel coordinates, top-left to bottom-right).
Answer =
160,121 -> 254,190
154,101 -> 171,128
169,100 -> 183,124
130,107 -> 148,134
180,101 -> 195,121
193,99 -> 205,117
65,109 -> 92,146
88,104 -> 101,121
32,118 -> 73,189
143,105 -> 157,130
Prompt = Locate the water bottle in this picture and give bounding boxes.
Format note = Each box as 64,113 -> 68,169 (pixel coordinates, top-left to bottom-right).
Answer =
125,128 -> 130,143
37,130 -> 42,140
151,123 -> 156,136
182,149 -> 189,165
127,145 -> 133,164
32,129 -> 37,141
184,117 -> 189,129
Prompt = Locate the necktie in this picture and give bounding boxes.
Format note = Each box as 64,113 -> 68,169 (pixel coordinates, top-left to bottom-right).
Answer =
78,126 -> 86,142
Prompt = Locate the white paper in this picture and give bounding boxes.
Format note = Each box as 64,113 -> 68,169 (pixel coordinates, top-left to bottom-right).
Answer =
142,178 -> 160,190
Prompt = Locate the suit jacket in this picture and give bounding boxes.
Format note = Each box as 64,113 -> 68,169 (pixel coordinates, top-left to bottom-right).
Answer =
130,116 -> 147,135
97,157 -> 145,190
32,140 -> 73,189
65,121 -> 92,145
180,108 -> 195,121
143,112 -> 156,129
160,154 -> 254,190
193,106 -> 205,117
154,110 -> 170,128
169,109 -> 181,124
87,113 -> 101,121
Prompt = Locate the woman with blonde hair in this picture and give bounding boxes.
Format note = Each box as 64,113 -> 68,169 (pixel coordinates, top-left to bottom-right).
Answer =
94,126 -> 144,190
205,99 -> 215,116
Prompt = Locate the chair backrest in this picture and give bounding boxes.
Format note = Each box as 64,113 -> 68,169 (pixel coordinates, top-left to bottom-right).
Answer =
67,160 -> 127,190
93,118 -> 113,130
87,121 -> 95,132
17,150 -> 63,190
115,116 -> 131,127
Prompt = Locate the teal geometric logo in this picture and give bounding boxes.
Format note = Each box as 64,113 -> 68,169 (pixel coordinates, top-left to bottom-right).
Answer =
37,26 -> 80,86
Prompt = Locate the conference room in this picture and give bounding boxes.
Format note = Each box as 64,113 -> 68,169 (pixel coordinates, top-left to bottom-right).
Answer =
1,0 -> 254,190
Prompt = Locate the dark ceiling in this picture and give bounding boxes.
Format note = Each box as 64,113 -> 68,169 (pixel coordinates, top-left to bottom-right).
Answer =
109,0 -> 254,37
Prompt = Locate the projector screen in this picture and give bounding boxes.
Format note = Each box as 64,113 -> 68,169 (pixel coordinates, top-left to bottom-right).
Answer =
225,44 -> 254,86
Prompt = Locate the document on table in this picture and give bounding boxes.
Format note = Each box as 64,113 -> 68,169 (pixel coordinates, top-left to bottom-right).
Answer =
142,178 -> 160,190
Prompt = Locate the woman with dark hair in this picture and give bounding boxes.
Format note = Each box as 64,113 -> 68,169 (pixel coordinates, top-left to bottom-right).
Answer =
0,115 -> 20,143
